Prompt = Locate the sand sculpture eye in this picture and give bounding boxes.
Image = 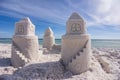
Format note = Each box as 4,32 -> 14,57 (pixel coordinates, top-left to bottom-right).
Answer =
71,23 -> 81,32
18,25 -> 24,34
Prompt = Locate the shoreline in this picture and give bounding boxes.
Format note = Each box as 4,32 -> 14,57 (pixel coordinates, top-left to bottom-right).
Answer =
1,39 -> 120,48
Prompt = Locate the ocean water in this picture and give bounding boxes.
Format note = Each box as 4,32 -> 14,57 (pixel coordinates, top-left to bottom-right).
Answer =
0,38 -> 120,48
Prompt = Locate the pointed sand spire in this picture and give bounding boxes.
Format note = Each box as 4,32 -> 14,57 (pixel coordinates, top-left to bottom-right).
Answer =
69,12 -> 84,20
66,12 -> 86,34
44,27 -> 54,37
15,17 -> 35,35
21,17 -> 32,24
43,27 -> 55,50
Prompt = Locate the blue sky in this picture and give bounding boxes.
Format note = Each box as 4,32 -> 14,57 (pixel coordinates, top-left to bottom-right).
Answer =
0,0 -> 120,39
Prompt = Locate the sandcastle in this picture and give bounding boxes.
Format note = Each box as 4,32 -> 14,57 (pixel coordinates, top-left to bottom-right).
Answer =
11,17 -> 39,68
11,13 -> 91,75
43,27 -> 55,50
61,12 -> 91,74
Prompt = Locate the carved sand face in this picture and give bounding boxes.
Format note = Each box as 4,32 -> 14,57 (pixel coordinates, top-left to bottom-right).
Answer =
18,25 -> 24,34
71,23 -> 81,33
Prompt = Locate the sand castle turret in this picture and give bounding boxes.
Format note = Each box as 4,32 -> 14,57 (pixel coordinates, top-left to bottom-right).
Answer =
11,17 -> 39,68
61,12 -> 91,74
43,27 -> 55,50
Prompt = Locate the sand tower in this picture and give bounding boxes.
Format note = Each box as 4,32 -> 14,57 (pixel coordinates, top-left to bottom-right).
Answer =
43,27 -> 55,50
11,17 -> 39,68
61,12 -> 91,74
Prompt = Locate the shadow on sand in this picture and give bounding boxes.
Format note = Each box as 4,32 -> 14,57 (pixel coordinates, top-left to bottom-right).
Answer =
0,61 -> 73,80
0,58 -> 11,67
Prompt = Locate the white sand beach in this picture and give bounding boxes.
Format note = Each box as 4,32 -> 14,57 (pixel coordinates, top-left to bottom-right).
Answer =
1,0 -> 120,79
0,43 -> 120,80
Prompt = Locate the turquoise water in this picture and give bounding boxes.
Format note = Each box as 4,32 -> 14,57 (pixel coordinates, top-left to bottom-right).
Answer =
0,38 -> 120,48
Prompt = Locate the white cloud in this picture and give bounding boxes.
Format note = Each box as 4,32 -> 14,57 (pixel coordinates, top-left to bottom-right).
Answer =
1,0 -> 120,27
0,10 -> 24,18
93,0 -> 120,26
0,0 -> 68,25
97,0 -> 112,14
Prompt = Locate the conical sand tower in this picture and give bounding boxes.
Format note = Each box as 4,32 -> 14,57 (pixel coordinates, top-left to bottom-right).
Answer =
61,12 -> 91,74
11,17 -> 39,68
43,27 -> 55,50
